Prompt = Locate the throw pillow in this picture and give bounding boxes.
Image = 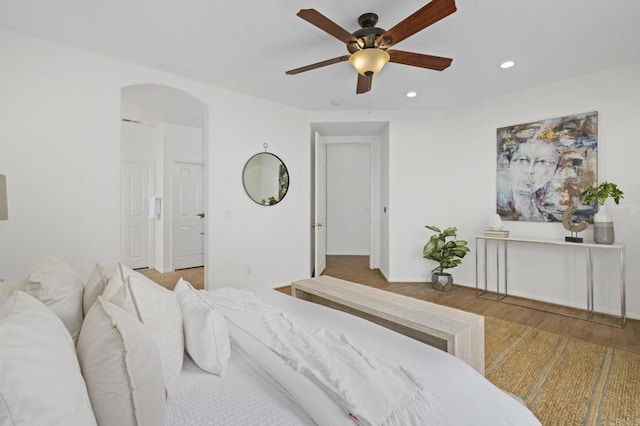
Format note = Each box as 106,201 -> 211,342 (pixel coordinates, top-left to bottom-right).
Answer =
0,291 -> 96,425
175,278 -> 230,375
77,297 -> 165,426
102,269 -> 124,301
113,263 -> 184,395
82,263 -> 113,316
18,255 -> 84,342
0,280 -> 19,297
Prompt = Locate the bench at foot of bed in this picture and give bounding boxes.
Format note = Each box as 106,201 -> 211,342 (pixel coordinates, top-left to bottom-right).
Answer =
291,275 -> 485,376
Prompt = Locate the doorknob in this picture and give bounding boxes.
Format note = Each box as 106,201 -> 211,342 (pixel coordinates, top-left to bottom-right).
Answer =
311,223 -> 323,228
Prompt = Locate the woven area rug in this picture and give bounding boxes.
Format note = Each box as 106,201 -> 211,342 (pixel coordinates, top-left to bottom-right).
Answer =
485,317 -> 640,425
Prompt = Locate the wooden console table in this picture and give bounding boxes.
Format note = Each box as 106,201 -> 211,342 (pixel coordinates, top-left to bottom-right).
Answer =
475,236 -> 626,327
291,275 -> 485,375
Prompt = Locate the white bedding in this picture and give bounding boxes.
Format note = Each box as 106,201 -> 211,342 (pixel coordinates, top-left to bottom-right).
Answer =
166,352 -> 314,425
209,287 -> 440,426
167,287 -> 540,426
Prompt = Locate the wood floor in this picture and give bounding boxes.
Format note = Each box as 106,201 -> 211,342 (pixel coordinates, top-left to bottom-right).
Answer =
139,256 -> 639,355
311,255 -> 639,355
137,266 -> 204,290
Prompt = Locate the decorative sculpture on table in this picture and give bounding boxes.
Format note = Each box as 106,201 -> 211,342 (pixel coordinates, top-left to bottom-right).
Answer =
484,214 -> 509,238
560,190 -> 587,243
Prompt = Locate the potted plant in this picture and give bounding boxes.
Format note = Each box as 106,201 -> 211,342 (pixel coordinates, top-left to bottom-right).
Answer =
422,225 -> 470,291
579,181 -> 624,244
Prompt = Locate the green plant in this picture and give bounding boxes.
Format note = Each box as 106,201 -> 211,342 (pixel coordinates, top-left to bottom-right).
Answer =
422,225 -> 470,274
260,196 -> 278,205
579,181 -> 624,206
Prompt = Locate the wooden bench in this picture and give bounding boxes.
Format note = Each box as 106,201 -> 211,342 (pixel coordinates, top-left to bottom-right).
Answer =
291,275 -> 485,375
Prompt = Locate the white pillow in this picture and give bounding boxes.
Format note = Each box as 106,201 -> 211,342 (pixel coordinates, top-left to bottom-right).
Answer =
175,278 -> 230,375
112,263 -> 184,395
77,297 -> 165,426
0,291 -> 96,426
17,255 -> 84,342
0,280 -> 19,297
102,269 -> 124,301
83,263 -> 113,316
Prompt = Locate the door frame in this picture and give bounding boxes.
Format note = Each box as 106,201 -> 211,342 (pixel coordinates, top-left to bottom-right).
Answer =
314,135 -> 381,270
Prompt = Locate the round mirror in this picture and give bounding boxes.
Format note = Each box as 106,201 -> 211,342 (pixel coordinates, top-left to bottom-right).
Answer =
242,152 -> 289,206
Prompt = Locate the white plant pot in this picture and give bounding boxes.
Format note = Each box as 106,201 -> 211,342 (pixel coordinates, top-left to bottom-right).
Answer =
593,205 -> 615,244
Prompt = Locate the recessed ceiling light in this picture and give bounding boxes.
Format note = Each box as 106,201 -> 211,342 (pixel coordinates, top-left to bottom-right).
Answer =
500,60 -> 516,69
406,91 -> 417,98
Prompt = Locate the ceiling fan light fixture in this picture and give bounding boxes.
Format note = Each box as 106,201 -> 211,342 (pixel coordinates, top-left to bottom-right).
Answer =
349,48 -> 390,76
288,6 -> 457,94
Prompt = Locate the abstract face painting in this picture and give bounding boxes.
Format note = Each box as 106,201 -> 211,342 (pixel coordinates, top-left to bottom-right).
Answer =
497,112 -> 598,222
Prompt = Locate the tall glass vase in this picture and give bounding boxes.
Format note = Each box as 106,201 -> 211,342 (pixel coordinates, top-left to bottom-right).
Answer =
593,205 -> 615,244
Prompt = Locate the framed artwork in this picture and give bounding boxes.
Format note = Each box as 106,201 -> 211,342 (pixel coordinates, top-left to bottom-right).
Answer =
496,111 -> 598,222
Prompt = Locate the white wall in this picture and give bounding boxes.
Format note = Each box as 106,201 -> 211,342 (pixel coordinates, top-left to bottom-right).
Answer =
311,60 -> 640,319
397,62 -> 640,319
121,123 -> 158,160
0,28 -> 310,291
1,26 -> 637,318
207,92 -> 309,289
326,143 -> 370,255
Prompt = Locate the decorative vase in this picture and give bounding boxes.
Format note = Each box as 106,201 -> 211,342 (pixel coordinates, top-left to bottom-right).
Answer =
593,205 -> 615,244
488,214 -> 504,231
431,272 -> 453,291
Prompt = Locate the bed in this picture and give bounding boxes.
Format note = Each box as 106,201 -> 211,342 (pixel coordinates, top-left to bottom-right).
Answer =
166,286 -> 539,425
0,256 -> 541,425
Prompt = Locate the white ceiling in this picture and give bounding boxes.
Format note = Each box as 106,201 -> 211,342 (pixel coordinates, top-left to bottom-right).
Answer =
2,0 -> 640,112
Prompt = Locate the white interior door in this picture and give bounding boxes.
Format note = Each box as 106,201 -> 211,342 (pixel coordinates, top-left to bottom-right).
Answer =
172,161 -> 204,270
121,161 -> 150,269
314,132 -> 327,276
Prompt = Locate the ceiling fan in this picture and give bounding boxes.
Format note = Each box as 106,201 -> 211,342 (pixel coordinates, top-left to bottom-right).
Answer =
285,0 -> 457,94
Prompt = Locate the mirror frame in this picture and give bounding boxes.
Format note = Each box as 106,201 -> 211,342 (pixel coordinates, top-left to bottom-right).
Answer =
242,151 -> 290,206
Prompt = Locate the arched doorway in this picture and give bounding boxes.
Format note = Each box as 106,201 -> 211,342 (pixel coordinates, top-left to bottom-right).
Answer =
120,84 -> 208,280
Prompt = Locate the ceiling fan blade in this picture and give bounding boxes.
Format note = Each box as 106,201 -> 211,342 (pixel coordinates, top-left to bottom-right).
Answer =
388,50 -> 452,70
356,73 -> 372,94
376,0 -> 457,48
285,55 -> 350,75
297,9 -> 359,45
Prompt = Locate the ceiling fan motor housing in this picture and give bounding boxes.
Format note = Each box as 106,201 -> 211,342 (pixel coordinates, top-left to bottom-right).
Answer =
348,13 -> 387,53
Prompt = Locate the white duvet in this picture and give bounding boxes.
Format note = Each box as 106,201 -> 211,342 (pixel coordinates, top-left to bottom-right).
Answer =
200,287 -> 541,426
206,287 -> 441,425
